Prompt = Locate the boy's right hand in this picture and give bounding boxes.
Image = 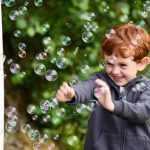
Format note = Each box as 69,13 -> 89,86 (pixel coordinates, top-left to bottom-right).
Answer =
56,82 -> 75,102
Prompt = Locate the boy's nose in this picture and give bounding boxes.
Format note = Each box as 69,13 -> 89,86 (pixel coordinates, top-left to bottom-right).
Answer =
111,66 -> 120,75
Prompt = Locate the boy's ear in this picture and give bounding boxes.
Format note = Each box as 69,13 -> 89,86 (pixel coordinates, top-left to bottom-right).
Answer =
138,57 -> 150,71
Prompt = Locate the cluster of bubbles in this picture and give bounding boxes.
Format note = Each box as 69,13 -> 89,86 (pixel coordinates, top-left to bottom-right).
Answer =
5,106 -> 19,133
141,1 -> 150,19
81,12 -> 98,43
132,82 -> 146,92
18,43 -> 27,58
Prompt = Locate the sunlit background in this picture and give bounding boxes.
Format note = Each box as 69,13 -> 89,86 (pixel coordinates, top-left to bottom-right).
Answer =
3,0 -> 150,149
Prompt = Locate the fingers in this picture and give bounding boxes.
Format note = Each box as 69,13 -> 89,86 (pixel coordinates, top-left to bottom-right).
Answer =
56,82 -> 75,102
95,79 -> 109,93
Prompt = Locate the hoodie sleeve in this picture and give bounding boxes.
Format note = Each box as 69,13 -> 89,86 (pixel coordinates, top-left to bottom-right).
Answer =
70,73 -> 100,104
113,88 -> 150,124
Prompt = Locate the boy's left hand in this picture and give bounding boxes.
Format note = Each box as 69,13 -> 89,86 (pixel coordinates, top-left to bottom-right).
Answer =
95,79 -> 115,112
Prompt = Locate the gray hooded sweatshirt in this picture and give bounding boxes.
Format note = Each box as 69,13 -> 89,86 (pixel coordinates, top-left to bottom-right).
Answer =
71,72 -> 150,150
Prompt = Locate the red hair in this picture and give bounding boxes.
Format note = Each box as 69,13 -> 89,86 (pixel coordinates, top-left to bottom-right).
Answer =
101,24 -> 150,61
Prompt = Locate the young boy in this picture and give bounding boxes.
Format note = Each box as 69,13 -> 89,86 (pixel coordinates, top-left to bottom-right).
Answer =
56,24 -> 150,150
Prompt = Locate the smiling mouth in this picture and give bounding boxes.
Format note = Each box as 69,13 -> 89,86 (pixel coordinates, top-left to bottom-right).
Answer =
113,76 -> 124,81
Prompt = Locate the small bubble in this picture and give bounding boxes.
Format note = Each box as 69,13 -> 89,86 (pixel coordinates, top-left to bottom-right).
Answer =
14,30 -> 21,37
7,115 -> 18,127
53,134 -> 60,141
81,65 -> 90,73
42,23 -> 50,32
39,52 -> 47,60
67,135 -> 78,146
6,106 -> 17,118
34,0 -> 43,7
105,29 -> 116,39
9,10 -> 20,21
32,115 -> 38,121
43,36 -> 51,45
24,1 -> 29,7
40,100 -> 51,114
57,47 -> 65,56
33,142 -> 42,150
5,0 -> 15,7
34,63 -> 46,76
18,50 -> 26,58
10,63 -> 20,74
39,134 -> 49,143
45,69 -> 58,81
83,12 -> 96,21
18,43 -> 26,50
6,122 -> 18,133
48,143 -> 55,150
21,123 -> 31,133
82,31 -> 93,43
43,114 -> 51,122
56,57 -> 68,69
28,129 -> 40,141
7,58 -> 13,64
86,100 -> 98,112
84,22 -> 93,31
62,36 -> 71,46
50,57 -> 57,64
19,6 -> 27,15
27,104 -> 37,114
94,87 -> 103,99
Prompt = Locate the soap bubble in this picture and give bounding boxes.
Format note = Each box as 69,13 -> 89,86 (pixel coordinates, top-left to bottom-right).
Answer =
82,31 -> 93,43
132,82 -> 146,92
43,36 -> 51,45
49,98 -> 58,108
19,6 -> 27,15
5,0 -> 15,7
57,47 -> 65,56
32,115 -> 38,121
81,65 -> 90,73
39,52 -> 47,60
34,0 -> 43,7
67,135 -> 78,146
14,30 -> 21,37
7,58 -> 13,64
10,63 -> 20,74
33,142 -> 42,150
45,69 -> 58,81
43,114 -> 51,122
136,20 -> 145,29
56,108 -> 66,117
56,57 -> 68,69
6,106 -> 17,118
44,45 -> 52,53
21,123 -> 31,133
75,104 -> 86,114
84,22 -> 93,31
6,122 -> 18,133
48,142 -> 55,150
50,57 -> 57,64
27,104 -> 37,114
82,12 -> 96,21
18,50 -> 26,58
9,10 -> 20,21
24,1 -> 29,7
40,100 -> 51,114
53,134 -> 60,141
28,129 -> 40,141
39,134 -> 49,143
94,87 -> 103,99
62,36 -> 71,46
86,100 -> 98,112
42,23 -> 50,32
34,63 -> 46,76
7,115 -> 19,126
18,43 -> 26,50
105,29 -> 116,39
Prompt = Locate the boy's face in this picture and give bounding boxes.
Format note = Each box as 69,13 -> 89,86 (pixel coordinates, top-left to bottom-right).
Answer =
103,54 -> 149,86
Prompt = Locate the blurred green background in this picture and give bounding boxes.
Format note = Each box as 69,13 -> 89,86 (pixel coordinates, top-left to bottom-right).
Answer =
3,0 -> 150,149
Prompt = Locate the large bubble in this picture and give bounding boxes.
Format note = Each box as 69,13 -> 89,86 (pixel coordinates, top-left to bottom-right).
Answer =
34,63 -> 46,76
45,69 -> 58,81
9,10 -> 20,21
10,63 -> 20,74
82,31 -> 93,43
5,0 -> 16,7
56,57 -> 68,69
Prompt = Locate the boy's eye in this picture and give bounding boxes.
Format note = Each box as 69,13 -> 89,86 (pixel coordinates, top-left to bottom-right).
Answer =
106,62 -> 113,66
120,63 -> 127,67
